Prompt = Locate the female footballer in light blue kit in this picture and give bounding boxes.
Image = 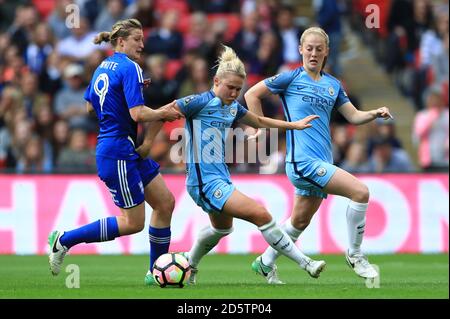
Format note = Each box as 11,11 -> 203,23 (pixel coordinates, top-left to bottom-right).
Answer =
245,27 -> 393,282
171,45 -> 326,285
47,19 -> 183,283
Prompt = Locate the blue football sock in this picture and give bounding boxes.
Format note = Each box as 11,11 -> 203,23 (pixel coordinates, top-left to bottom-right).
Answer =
149,226 -> 171,271
59,217 -> 120,249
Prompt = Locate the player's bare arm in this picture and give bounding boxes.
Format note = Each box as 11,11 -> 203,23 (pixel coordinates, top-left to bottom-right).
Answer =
129,101 -> 183,123
136,121 -> 164,159
240,111 -> 319,130
338,102 -> 393,125
244,81 -> 273,116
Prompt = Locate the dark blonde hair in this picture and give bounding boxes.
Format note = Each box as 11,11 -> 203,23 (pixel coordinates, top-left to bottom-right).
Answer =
93,18 -> 142,47
300,27 -> 329,72
215,45 -> 246,79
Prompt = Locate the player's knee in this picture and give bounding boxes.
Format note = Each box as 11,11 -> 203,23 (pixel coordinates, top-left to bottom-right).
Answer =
127,217 -> 145,234
160,192 -> 176,214
255,207 -> 273,227
291,216 -> 311,230
353,184 -> 370,203
151,192 -> 175,218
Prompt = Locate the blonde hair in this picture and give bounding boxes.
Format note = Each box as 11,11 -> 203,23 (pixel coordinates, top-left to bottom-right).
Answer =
300,27 -> 329,71
215,45 -> 246,79
93,18 -> 142,47
300,27 -> 329,47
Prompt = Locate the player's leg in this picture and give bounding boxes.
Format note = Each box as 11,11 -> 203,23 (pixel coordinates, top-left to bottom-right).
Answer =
49,202 -> 145,276
252,161 -> 329,275
222,189 -> 326,280
189,213 -> 233,269
143,173 -> 175,285
144,174 -> 174,267
48,157 -> 145,276
186,213 -> 234,285
324,166 -> 369,255
323,167 -> 378,278
259,195 -> 323,267
183,180 -> 235,285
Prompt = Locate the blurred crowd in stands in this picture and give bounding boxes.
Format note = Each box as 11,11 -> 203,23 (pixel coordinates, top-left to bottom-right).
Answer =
352,0 -> 448,172
0,0 -> 447,174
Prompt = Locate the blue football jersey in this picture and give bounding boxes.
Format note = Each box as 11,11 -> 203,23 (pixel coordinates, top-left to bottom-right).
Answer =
176,90 -> 248,186
84,52 -> 145,160
264,67 -> 350,164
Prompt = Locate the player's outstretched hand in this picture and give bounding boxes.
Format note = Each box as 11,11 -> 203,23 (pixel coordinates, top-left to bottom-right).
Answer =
160,101 -> 184,122
291,114 -> 320,130
376,107 -> 394,120
247,128 -> 263,141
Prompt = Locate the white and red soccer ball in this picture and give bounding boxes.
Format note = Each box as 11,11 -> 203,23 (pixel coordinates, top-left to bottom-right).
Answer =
152,253 -> 191,288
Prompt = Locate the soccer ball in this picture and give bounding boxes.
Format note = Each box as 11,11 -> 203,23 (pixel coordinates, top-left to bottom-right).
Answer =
152,253 -> 191,288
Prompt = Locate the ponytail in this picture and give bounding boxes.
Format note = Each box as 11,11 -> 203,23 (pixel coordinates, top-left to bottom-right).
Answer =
215,45 -> 246,79
93,18 -> 142,47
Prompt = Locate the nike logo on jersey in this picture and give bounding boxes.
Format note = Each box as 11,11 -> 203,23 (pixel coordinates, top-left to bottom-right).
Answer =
207,110 -> 217,115
297,85 -> 307,91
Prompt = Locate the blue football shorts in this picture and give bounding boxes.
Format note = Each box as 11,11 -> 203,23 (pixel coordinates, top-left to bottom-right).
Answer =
285,160 -> 337,199
97,156 -> 160,209
187,179 -> 235,214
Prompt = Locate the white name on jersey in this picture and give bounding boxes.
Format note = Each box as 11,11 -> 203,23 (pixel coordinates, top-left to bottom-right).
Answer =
100,61 -> 118,71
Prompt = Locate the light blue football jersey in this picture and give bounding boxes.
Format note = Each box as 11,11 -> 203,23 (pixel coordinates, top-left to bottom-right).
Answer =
264,67 -> 350,163
176,90 -> 248,186
84,52 -> 145,160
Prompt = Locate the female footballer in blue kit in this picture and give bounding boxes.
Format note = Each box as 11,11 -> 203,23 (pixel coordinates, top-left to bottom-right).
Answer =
173,45 -> 327,285
245,27 -> 393,283
48,19 -> 183,284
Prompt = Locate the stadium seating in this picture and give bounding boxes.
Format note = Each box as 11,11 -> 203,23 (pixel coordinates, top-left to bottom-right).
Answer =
165,59 -> 183,80
32,0 -> 55,20
154,0 -> 190,15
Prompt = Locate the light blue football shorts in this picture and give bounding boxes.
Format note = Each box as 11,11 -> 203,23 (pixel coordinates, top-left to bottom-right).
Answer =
285,160 -> 337,199
187,179 -> 235,214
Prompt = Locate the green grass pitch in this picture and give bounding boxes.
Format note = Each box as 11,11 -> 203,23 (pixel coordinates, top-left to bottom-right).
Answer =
0,254 -> 448,299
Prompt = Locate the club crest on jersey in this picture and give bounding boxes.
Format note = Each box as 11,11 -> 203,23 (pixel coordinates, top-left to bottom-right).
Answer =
316,167 -> 327,177
269,74 -> 281,82
184,95 -> 196,105
213,189 -> 223,199
230,108 -> 237,117
328,87 -> 335,96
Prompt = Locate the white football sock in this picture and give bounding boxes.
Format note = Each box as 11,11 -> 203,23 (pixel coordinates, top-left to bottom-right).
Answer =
261,219 -> 303,267
346,200 -> 368,256
188,225 -> 233,268
259,220 -> 311,268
